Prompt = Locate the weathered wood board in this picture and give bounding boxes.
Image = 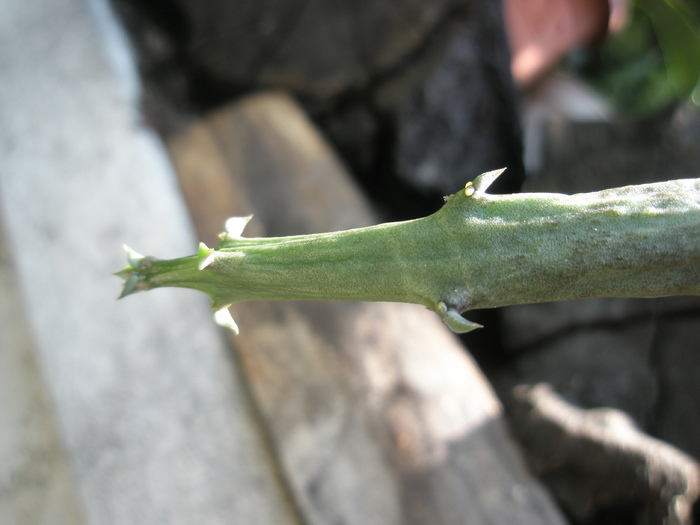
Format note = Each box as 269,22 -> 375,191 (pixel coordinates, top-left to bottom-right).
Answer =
168,92 -> 568,525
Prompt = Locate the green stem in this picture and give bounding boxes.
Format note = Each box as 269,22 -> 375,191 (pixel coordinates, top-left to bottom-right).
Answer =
117,170 -> 700,333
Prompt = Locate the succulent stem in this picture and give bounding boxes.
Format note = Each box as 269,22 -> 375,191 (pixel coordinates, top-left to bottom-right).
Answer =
117,170 -> 700,333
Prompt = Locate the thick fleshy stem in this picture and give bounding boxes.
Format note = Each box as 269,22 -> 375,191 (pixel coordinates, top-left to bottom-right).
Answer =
117,170 -> 700,334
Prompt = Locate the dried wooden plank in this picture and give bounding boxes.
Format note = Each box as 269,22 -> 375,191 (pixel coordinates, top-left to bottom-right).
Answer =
168,91 -> 568,525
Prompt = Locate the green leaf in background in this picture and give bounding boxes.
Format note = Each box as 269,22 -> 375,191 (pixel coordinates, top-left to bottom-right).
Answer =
573,0 -> 700,114
637,0 -> 700,103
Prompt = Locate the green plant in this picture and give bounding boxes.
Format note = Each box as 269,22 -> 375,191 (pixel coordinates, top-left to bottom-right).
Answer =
117,170 -> 700,334
575,0 -> 700,114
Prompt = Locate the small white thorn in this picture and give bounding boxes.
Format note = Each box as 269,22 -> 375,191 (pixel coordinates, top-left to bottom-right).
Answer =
213,306 -> 239,334
118,275 -> 140,299
198,242 -> 217,270
435,301 -> 482,334
123,245 -> 145,267
220,215 -> 254,240
472,168 -> 507,193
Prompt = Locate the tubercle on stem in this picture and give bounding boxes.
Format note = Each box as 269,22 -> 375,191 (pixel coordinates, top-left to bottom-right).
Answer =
428,168 -> 505,333
468,167 -> 506,194
114,246 -> 156,298
116,243 -> 241,333
435,302 -> 482,334
197,241 -> 238,332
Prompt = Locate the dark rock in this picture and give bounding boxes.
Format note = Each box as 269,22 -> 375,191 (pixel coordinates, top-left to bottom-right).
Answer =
650,314 -> 700,460
392,9 -> 524,196
497,321 -> 659,427
314,1 -> 524,204
508,384 -> 700,525
528,104 -> 700,193
167,0 -> 462,99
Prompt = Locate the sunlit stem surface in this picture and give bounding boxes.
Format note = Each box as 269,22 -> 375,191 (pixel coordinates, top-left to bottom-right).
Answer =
117,170 -> 700,334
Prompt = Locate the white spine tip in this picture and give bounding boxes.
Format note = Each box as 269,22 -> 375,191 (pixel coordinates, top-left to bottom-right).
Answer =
123,245 -> 145,267
118,275 -> 140,299
472,168 -> 507,193
213,306 -> 239,334
220,215 -> 254,240
198,242 -> 217,270
436,302 -> 482,334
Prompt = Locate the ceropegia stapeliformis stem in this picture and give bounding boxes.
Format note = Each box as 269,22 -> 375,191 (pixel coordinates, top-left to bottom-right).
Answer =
116,169 -> 700,334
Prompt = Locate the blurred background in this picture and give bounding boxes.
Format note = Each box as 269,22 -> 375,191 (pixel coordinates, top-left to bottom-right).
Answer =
1,0 -> 700,524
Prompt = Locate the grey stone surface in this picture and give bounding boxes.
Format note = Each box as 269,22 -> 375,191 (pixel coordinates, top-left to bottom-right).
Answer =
0,210 -> 85,525
0,1 -> 298,524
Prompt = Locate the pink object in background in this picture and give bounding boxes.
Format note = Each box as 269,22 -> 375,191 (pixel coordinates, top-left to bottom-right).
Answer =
505,0 -> 629,87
